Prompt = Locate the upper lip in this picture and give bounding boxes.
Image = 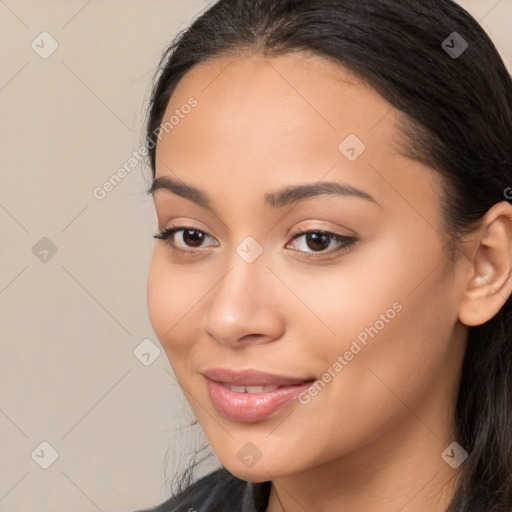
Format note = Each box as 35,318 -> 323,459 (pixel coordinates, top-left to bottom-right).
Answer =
203,368 -> 314,387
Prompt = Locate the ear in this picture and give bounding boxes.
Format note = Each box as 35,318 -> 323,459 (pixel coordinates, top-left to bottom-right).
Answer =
458,201 -> 512,327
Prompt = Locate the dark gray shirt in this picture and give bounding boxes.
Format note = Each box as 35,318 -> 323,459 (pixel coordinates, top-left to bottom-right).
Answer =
136,467 -> 271,512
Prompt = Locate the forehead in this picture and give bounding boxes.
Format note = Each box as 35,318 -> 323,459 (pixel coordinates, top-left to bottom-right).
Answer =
159,54 -> 391,163
154,52 -> 442,223
161,52 -> 395,155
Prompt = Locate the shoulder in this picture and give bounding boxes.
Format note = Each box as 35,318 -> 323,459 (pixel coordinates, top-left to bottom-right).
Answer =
135,467 -> 271,512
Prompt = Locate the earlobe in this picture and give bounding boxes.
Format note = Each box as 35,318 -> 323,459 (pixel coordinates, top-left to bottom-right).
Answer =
458,201 -> 512,327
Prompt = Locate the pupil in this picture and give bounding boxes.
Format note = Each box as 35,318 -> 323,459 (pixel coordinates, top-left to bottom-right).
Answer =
307,233 -> 328,251
184,229 -> 204,247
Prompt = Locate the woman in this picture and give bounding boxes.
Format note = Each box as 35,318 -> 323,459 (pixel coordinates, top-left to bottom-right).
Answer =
139,0 -> 512,510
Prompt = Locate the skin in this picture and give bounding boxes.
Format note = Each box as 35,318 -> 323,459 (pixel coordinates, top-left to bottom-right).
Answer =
146,52 -> 512,512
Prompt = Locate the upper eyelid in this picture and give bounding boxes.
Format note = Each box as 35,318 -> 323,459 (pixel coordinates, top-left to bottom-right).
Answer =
159,225 -> 348,238
159,225 -> 356,249
158,215 -> 355,235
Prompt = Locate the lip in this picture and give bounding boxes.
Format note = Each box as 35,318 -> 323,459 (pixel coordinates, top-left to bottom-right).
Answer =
202,368 -> 314,386
203,368 -> 315,423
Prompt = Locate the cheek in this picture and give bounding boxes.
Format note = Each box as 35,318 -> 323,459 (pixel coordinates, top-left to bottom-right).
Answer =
283,243 -> 418,350
284,274 -> 457,468
147,247 -> 194,356
304,229 -> 457,390
313,246 -> 458,419
317,228 -> 452,345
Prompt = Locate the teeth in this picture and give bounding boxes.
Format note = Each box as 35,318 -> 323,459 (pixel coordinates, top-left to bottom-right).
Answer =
246,385 -> 279,393
223,384 -> 280,393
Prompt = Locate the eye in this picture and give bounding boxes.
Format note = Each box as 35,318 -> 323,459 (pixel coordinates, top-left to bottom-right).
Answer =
286,228 -> 357,258
153,226 -> 217,254
153,225 -> 357,259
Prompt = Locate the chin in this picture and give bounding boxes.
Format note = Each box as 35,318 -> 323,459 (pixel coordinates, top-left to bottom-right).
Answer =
225,464 -> 274,483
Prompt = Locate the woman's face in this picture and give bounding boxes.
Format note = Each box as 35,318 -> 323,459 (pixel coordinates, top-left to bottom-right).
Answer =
147,52 -> 469,482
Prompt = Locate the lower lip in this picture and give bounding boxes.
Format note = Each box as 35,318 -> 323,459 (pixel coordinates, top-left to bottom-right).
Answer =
206,378 -> 313,423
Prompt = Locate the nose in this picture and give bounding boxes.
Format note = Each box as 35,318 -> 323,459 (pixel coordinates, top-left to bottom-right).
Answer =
201,251 -> 285,347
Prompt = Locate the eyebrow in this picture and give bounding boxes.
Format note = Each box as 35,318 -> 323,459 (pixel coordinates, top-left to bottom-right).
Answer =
147,176 -> 378,210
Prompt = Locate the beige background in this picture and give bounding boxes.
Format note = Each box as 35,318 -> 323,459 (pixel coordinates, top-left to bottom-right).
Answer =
0,1 -> 510,511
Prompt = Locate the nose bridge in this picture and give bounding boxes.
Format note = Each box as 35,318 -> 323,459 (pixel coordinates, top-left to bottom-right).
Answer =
202,236 -> 280,344
218,227 -> 268,285
213,238 -> 267,316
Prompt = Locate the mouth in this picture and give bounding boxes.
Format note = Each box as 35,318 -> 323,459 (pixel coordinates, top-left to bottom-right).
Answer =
202,367 -> 315,388
218,383 -> 285,393
202,368 -> 316,422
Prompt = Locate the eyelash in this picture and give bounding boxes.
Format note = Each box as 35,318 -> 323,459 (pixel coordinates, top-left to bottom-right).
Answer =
153,225 -> 357,259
